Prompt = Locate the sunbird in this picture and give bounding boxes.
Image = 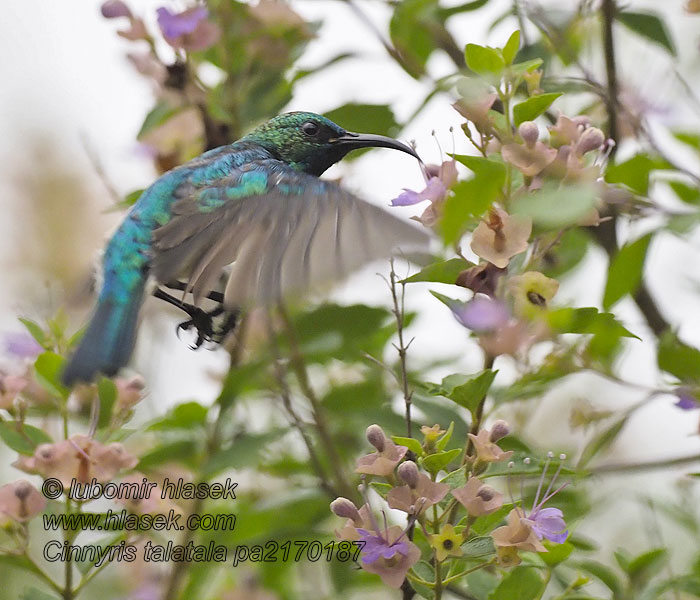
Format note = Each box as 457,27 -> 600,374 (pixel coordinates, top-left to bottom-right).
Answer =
62,112 -> 428,385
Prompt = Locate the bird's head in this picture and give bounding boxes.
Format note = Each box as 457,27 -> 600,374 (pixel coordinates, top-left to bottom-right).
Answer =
241,111 -> 420,176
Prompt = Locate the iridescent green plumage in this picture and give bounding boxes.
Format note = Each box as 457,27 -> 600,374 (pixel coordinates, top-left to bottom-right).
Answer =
62,112 -> 427,385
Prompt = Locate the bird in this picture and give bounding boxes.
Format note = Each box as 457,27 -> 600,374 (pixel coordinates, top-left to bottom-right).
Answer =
61,111 -> 429,386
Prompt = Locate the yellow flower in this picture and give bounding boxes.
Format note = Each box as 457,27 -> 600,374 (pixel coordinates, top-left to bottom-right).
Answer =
430,524 -> 464,562
508,271 -> 559,319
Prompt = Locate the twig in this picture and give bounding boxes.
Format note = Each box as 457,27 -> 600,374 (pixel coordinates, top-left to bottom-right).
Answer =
265,311 -> 340,500
277,304 -> 354,499
389,259 -> 414,438
162,318 -> 247,600
590,452 -> 700,475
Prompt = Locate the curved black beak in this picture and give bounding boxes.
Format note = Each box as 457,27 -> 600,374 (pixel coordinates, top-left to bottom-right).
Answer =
330,132 -> 421,162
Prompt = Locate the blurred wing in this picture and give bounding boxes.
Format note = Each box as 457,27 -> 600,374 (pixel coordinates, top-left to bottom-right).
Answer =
151,160 -> 430,308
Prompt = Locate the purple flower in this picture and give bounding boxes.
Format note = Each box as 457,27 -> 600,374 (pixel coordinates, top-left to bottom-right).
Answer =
450,297 -> 510,332
156,6 -> 208,39
357,529 -> 410,564
522,453 -> 569,544
101,0 -> 132,19
156,6 -> 220,51
674,388 -> 700,410
391,177 -> 447,206
4,332 -> 42,360
529,507 -> 568,543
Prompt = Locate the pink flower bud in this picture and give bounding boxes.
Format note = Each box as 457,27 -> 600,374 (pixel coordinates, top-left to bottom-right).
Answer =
397,461 -> 419,488
366,424 -> 386,452
518,121 -> 539,147
101,0 -> 132,19
489,420 -> 510,442
576,127 -> 605,155
330,497 -> 361,522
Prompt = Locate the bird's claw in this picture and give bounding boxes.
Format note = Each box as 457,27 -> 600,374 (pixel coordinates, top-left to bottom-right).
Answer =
175,307 -> 238,350
176,308 -> 215,350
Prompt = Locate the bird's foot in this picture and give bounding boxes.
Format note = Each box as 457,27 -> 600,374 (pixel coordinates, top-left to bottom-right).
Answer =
176,307 -> 238,350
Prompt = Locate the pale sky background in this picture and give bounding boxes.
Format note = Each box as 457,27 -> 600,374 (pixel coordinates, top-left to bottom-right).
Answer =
1,0 -> 700,569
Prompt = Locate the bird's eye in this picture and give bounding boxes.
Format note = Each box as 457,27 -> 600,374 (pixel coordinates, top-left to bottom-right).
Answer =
301,121 -> 320,136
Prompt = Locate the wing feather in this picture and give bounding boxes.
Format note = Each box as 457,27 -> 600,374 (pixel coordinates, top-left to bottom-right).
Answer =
151,160 -> 430,308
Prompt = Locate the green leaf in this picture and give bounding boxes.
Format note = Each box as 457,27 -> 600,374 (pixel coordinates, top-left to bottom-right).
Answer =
402,258 -> 473,284
668,181 -> 700,206
502,30 -> 520,65
513,92 -> 562,126
389,0 -> 438,78
447,370 -> 498,416
421,448 -> 461,474
18,317 -> 47,347
672,130 -> 700,151
577,415 -> 629,469
489,566 -> 545,600
461,536 -> 495,558
465,43 -> 505,78
137,101 -> 180,139
149,402 -> 208,431
540,540 -> 574,566
96,378 -> 117,430
511,57 -> 543,76
603,233 -> 652,309
0,421 -> 53,455
323,103 -> 400,141
435,421 -> 454,451
658,331 -> 700,382
392,436 -> 423,456
605,154 -> 655,196
451,154 -> 507,181
540,228 -> 590,279
627,548 -> 668,581
576,560 -> 624,597
441,174 -> 502,245
20,588 -> 61,600
34,352 -> 68,398
547,307 -> 638,339
204,429 -> 286,477
512,184 -> 597,228
137,439 -> 200,470
617,11 -> 675,55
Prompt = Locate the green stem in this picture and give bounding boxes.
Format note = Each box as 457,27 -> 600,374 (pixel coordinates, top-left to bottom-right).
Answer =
277,305 -> 354,499
442,559 -> 495,584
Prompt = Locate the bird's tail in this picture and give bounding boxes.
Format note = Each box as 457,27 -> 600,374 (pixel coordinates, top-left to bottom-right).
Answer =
61,279 -> 146,386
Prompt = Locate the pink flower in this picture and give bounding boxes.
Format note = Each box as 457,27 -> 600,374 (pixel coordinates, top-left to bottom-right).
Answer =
387,469 -> 449,516
452,476 -> 503,516
355,425 -> 408,477
470,207 -> 532,268
15,435 -> 137,488
0,480 -> 46,522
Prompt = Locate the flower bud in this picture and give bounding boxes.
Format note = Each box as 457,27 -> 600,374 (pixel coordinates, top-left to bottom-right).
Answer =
397,460 -> 419,488
489,420 -> 510,442
518,121 -> 539,147
571,115 -> 591,129
330,497 -> 361,523
523,69 -> 543,95
365,424 -> 386,452
101,0 -> 132,19
576,127 -> 605,155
